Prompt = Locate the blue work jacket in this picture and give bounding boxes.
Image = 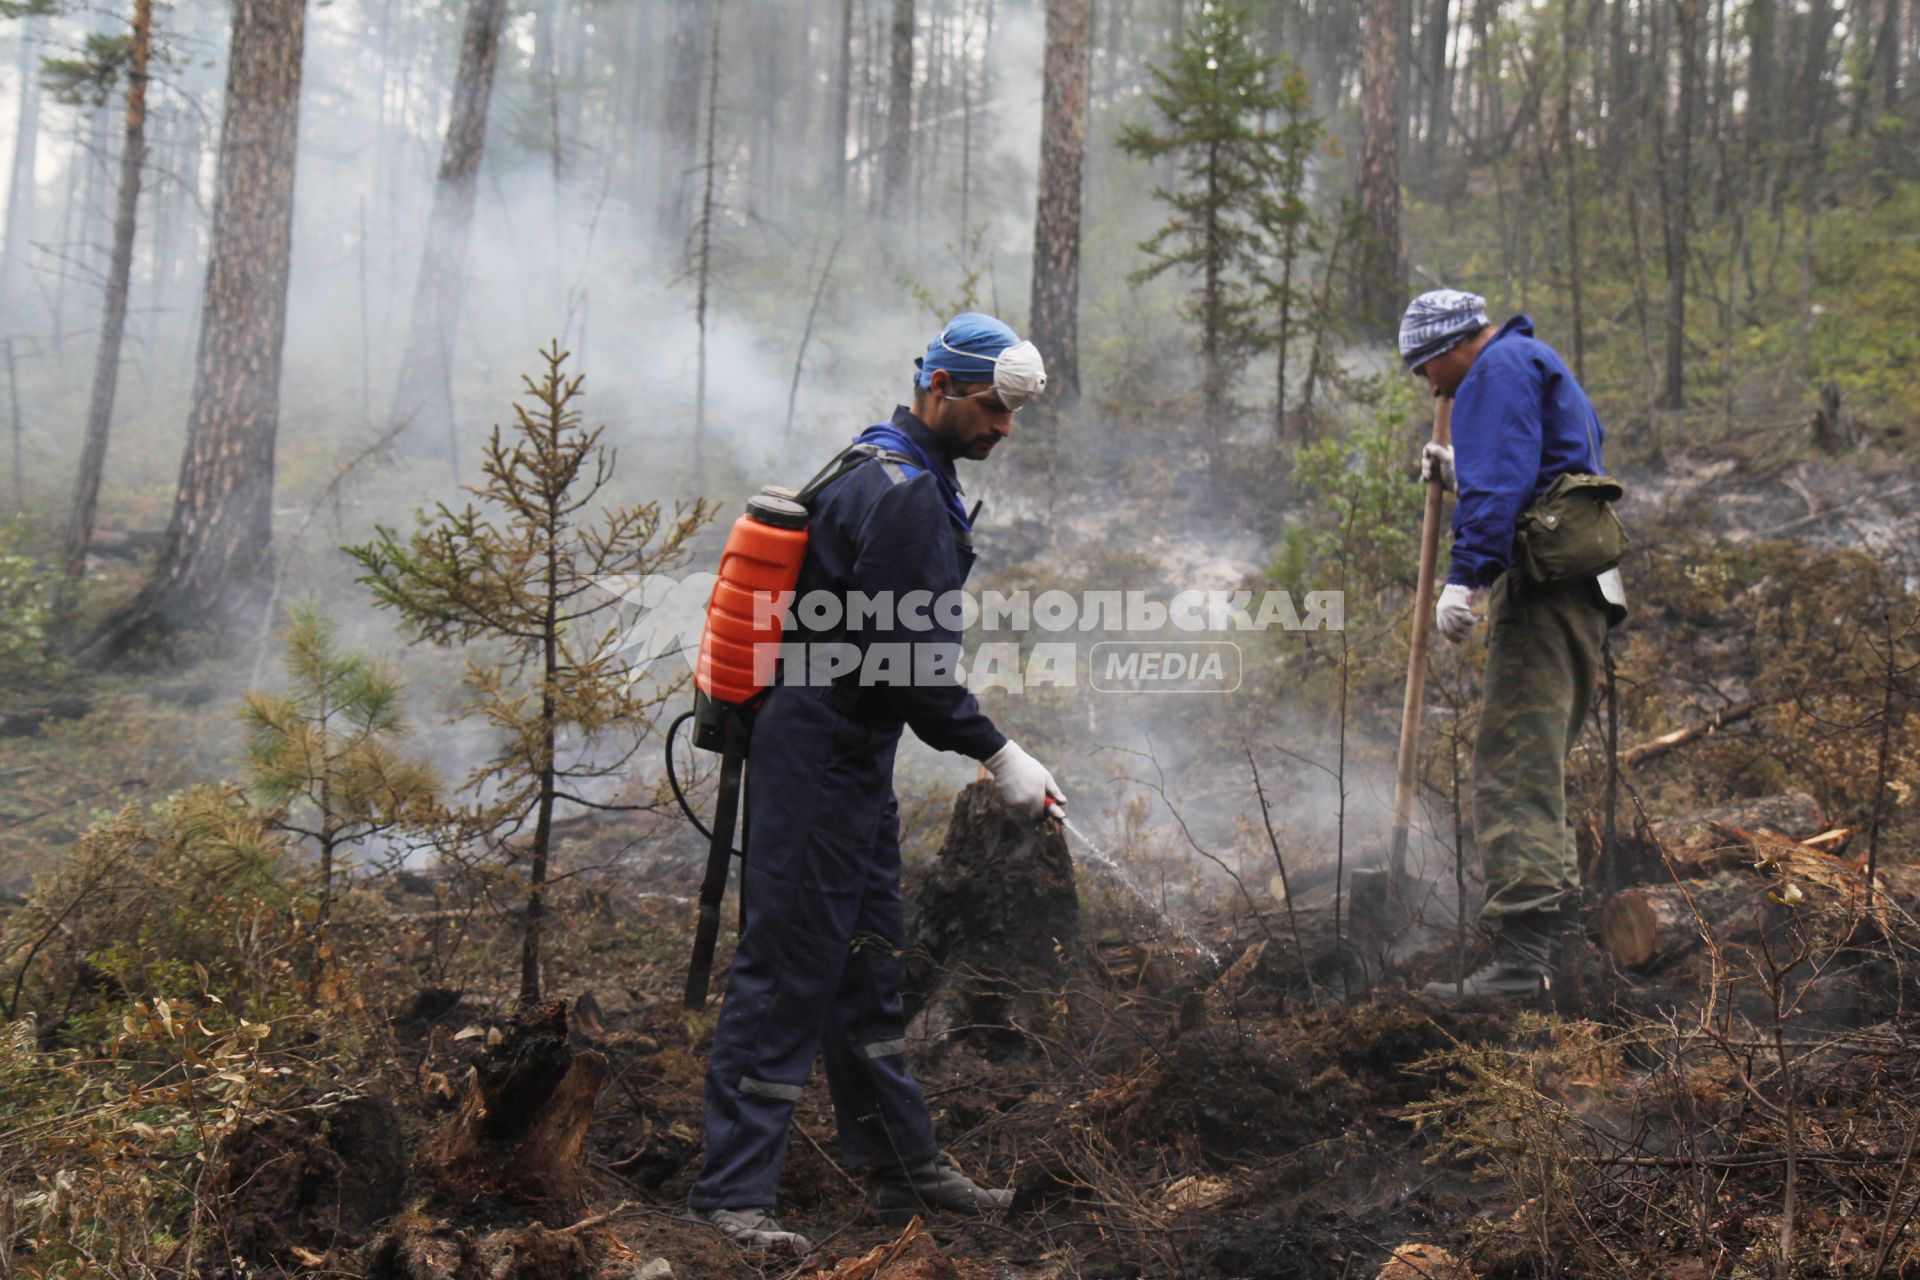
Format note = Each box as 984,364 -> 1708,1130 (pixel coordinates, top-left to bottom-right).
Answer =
1448,315 -> 1606,588
785,406 -> 1007,760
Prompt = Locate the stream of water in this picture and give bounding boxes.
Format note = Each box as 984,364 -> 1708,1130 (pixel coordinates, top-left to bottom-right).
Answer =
1055,812 -> 1222,966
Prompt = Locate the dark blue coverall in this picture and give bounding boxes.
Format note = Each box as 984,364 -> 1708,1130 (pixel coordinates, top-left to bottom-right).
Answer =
689,406 -> 1008,1210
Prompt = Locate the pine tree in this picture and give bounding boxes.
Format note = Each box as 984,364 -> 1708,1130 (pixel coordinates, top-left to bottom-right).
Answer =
389,0 -> 510,477
1255,60 -> 1324,444
81,0 -> 310,663
242,606 -> 441,1003
51,0 -> 155,583
1117,0 -> 1285,477
1030,0 -> 1091,408
1356,0 -> 1403,336
349,345 -> 711,1006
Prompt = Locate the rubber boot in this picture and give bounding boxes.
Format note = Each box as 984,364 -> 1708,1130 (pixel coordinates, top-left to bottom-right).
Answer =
687,1207 -> 814,1252
866,1154 -> 1012,1224
1422,911 -> 1565,1001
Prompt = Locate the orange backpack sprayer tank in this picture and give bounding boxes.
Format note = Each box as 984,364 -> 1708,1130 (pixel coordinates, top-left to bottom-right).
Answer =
694,492 -> 809,729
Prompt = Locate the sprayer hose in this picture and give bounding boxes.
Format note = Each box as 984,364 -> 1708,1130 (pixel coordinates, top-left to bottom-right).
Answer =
665,709 -> 746,860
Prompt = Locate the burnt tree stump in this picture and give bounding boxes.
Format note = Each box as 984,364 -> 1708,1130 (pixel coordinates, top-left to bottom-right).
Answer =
905,780 -> 1079,1054
416,999 -> 608,1208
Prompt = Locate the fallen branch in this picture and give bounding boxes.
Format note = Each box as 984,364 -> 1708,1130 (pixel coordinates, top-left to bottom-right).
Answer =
1621,699 -> 1768,770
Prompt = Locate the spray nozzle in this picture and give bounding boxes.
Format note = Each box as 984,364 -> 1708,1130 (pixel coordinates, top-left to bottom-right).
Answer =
1046,802 -> 1067,823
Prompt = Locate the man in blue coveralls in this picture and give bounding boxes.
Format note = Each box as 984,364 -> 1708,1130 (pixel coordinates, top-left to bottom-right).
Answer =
1398,289 -> 1627,1000
688,314 -> 1067,1251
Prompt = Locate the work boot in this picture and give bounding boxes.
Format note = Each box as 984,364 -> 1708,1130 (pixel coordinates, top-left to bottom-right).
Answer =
687,1207 -> 813,1252
1421,911 -> 1565,1001
866,1153 -> 1013,1224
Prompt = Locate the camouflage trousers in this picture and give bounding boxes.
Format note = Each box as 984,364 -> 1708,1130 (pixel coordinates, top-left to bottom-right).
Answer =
1472,572 -> 1608,922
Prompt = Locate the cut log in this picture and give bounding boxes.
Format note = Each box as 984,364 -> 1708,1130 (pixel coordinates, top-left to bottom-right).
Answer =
905,781 -> 1079,1055
1603,858 -> 1920,970
416,999 -> 607,1208
1602,876 -> 1768,969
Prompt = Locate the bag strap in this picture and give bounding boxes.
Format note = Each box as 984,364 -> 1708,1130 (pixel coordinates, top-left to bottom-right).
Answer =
793,442 -> 922,509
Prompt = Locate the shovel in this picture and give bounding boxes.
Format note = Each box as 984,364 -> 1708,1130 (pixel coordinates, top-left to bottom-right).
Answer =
1388,394 -> 1453,883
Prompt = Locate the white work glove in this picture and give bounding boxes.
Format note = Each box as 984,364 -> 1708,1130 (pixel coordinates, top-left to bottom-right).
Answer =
983,740 -> 1066,819
1420,442 -> 1456,493
1435,582 -> 1479,644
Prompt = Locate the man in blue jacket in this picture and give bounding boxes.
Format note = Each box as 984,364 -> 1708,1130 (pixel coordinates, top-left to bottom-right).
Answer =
1399,289 -> 1623,1000
688,313 -> 1066,1250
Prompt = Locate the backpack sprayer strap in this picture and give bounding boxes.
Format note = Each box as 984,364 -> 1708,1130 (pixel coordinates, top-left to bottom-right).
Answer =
793,443 -> 923,508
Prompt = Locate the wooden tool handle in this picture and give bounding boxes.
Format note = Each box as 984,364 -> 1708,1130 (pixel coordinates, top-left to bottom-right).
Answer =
1388,396 -> 1453,878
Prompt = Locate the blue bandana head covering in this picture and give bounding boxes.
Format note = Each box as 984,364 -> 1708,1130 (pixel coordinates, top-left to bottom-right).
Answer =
1399,289 -> 1490,372
916,311 -> 1022,388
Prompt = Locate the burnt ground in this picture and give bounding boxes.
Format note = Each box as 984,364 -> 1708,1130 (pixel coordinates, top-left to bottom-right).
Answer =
354,875 -> 1529,1280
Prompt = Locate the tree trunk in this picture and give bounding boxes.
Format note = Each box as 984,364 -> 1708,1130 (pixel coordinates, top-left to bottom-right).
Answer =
660,0 -> 708,240
521,593 -> 559,1007
1748,0 -> 1776,151
691,2 -> 723,497
1561,0 -> 1586,382
1797,0 -> 1839,153
1870,0 -> 1900,113
1275,224 -> 1298,441
829,0 -> 855,208
1358,0 -> 1404,338
1424,0 -> 1451,163
531,1 -> 557,188
82,0 -> 309,664
389,0 -> 508,477
558,0 -> 585,184
884,0 -> 914,207
1201,142 -> 1225,479
1,12 -> 46,318
1028,0 -> 1089,408
62,0 -> 153,582
1606,0 -> 1631,156
1659,0 -> 1699,409
49,107 -> 92,366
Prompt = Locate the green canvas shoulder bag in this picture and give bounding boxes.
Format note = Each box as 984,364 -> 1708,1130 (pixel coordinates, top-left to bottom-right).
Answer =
1512,415 -> 1629,587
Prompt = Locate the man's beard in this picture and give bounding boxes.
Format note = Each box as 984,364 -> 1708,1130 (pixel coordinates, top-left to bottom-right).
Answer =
933,401 -> 990,459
